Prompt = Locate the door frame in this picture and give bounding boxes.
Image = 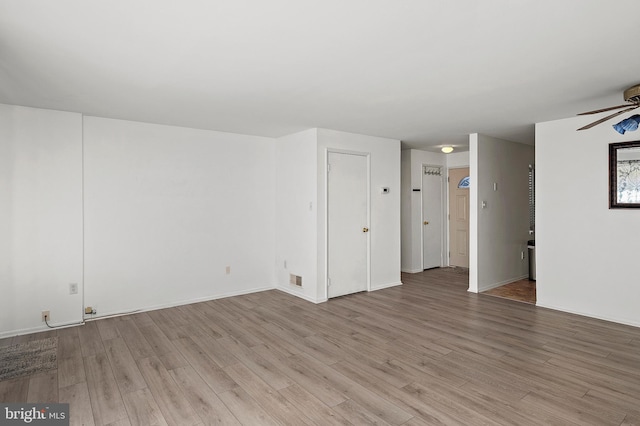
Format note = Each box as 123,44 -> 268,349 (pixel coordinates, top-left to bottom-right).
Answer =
446,166 -> 470,267
325,148 -> 371,299
420,164 -> 445,270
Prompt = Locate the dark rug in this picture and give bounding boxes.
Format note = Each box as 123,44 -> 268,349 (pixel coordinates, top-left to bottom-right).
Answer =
0,337 -> 57,381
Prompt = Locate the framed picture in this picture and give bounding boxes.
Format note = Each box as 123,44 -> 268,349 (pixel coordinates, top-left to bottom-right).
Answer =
609,140 -> 640,208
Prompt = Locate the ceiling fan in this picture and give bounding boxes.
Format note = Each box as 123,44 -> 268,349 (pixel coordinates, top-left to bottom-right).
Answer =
577,84 -> 640,131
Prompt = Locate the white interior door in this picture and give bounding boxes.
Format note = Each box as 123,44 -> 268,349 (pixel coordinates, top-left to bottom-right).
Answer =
422,166 -> 443,269
327,151 -> 368,298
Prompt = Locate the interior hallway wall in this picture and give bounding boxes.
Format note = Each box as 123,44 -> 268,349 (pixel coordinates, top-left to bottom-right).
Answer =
470,134 -> 534,292
400,149 -> 446,273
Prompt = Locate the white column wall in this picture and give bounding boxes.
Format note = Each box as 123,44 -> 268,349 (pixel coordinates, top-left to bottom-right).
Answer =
472,134 -> 534,292
469,134 -> 479,292
275,129 -> 319,302
400,150 -> 413,272
0,104 -> 83,337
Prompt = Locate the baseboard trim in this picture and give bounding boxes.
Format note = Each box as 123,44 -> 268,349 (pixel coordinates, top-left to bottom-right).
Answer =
371,281 -> 403,291
113,285 -> 276,319
536,302 -> 640,329
276,286 -> 323,304
71,285 -> 275,329
0,320 -> 85,340
401,268 -> 423,274
478,274 -> 529,292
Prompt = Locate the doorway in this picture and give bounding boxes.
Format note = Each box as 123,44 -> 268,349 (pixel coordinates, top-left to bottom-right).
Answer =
327,151 -> 369,298
422,166 -> 443,269
448,167 -> 470,268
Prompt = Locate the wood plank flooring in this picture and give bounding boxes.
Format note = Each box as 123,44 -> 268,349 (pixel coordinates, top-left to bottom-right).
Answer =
1,267 -> 639,425
483,279 -> 536,304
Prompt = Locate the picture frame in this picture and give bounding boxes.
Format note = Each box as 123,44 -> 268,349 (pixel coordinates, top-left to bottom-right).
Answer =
609,140 -> 640,208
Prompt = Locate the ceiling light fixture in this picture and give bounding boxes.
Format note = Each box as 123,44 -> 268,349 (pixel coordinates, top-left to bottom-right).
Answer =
613,114 -> 640,134
441,146 -> 454,154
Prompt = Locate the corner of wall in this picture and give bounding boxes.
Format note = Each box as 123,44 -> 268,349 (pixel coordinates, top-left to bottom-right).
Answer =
468,133 -> 479,293
274,128 -> 319,303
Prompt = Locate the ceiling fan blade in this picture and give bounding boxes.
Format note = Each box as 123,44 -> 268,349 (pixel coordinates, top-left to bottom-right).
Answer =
577,106 -> 640,131
578,103 -> 635,115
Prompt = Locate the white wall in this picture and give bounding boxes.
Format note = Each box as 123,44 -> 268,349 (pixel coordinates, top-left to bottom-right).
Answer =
0,104 -> 83,337
317,129 -> 401,300
400,151 -> 413,272
83,117 -> 276,317
537,115 -> 640,327
275,129 -> 318,302
0,105 -> 402,337
400,149 -> 446,273
446,151 -> 470,169
469,134 -> 479,292
473,134 -> 534,292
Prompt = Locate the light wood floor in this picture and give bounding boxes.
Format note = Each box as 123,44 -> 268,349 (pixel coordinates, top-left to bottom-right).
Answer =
1,268 -> 639,425
483,279 -> 536,304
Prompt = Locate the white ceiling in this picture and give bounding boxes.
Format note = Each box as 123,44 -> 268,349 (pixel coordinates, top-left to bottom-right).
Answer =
1,0 -> 639,151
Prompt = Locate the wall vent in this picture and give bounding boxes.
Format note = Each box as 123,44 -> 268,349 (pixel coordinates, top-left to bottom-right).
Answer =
289,274 -> 302,287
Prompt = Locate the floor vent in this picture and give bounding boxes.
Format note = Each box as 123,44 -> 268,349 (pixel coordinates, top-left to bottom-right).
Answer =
289,274 -> 302,287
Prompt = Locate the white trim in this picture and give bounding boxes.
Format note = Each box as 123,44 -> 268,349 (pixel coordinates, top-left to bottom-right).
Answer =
1,284 -> 290,339
276,287 -> 323,304
81,115 -> 86,322
420,163 -> 445,270
401,268 -> 424,274
370,281 -> 403,291
478,274 -> 529,292
469,133 -> 479,293
536,302 -> 640,329
85,309 -> 142,321
84,285 -> 275,321
0,320 -> 85,340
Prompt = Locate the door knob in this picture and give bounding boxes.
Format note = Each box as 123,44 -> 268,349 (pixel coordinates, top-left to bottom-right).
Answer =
424,221 -> 429,225
362,227 -> 369,233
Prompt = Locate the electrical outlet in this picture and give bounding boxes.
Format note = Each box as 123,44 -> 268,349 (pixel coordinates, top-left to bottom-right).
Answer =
69,283 -> 78,294
521,251 -> 525,260
42,311 -> 50,322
